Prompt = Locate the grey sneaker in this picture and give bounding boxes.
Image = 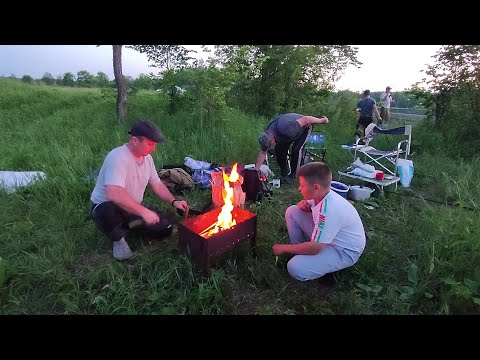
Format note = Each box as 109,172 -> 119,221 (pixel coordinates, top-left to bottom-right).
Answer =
112,238 -> 133,260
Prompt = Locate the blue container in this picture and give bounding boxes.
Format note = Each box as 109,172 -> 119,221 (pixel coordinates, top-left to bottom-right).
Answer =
330,181 -> 349,198
308,134 -> 324,143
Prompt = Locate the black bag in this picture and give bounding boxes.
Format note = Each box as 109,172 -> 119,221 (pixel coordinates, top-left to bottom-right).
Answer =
241,169 -> 272,202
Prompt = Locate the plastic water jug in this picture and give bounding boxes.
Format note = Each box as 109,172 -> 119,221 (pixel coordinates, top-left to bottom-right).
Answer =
308,134 -> 324,145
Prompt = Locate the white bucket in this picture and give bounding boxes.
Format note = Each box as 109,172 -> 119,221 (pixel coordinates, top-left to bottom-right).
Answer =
349,185 -> 375,201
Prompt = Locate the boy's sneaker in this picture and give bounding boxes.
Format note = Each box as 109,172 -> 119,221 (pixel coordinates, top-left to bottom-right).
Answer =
112,238 -> 133,260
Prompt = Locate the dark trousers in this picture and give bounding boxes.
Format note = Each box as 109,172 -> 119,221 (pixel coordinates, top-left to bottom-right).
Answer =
275,126 -> 312,177
91,201 -> 172,242
355,116 -> 373,138
379,107 -> 390,123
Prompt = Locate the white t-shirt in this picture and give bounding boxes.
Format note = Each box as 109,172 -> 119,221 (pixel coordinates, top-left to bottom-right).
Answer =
307,190 -> 366,253
380,92 -> 393,108
91,144 -> 161,204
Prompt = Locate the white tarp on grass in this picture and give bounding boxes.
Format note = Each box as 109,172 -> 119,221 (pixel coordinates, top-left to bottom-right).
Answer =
0,171 -> 46,194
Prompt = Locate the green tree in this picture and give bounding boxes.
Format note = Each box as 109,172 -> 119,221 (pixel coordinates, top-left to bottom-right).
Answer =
421,45 -> 480,128
182,66 -> 236,128
124,75 -> 135,89
129,45 -> 197,114
62,72 -> 75,87
21,75 -> 34,84
41,72 -> 55,85
413,45 -> 480,158
133,73 -> 153,90
213,45 -> 361,117
96,72 -> 110,88
76,70 -> 94,87
157,69 -> 187,114
129,45 -> 196,71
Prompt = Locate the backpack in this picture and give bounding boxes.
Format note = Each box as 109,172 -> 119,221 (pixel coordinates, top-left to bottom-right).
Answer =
241,169 -> 272,202
158,168 -> 195,194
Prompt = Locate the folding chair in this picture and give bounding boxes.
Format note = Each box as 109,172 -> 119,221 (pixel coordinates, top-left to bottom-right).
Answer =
302,131 -> 326,164
349,124 -> 412,176
265,131 -> 325,170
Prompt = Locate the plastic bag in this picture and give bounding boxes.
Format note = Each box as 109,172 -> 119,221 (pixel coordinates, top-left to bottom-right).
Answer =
0,171 -> 46,194
396,159 -> 414,188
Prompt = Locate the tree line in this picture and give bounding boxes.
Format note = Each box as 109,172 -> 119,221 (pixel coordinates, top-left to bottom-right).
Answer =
5,71 -> 422,110
126,45 -> 362,120
5,71 -> 155,90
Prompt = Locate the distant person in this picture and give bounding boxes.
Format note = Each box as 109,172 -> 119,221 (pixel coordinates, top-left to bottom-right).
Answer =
379,86 -> 395,127
255,113 -> 329,183
272,162 -> 366,281
90,120 -> 189,260
354,89 -> 382,140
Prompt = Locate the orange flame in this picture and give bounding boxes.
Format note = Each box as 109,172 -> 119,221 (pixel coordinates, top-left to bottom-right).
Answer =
201,163 -> 239,237
229,163 -> 239,183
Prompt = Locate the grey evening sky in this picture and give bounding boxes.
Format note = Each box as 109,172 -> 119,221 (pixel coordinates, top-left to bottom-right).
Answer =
0,45 -> 441,92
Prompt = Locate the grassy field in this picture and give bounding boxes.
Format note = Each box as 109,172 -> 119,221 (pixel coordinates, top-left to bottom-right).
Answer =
0,78 -> 479,315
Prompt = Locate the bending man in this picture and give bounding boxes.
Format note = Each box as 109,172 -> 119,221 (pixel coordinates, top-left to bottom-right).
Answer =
255,113 -> 328,183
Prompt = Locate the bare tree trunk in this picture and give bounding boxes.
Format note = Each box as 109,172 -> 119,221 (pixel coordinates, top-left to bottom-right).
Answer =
113,45 -> 127,122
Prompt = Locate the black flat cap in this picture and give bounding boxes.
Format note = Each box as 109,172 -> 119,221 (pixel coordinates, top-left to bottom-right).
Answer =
128,120 -> 165,143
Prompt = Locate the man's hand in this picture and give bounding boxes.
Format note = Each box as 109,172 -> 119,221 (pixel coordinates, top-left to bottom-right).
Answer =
173,200 -> 189,213
302,116 -> 330,127
297,200 -> 312,212
141,208 -> 160,225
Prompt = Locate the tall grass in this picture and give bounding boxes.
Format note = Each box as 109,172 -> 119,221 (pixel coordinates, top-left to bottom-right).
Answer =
0,78 -> 479,314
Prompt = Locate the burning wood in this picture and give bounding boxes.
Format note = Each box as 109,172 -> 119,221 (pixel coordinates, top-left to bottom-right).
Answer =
201,163 -> 245,238
211,164 -> 245,209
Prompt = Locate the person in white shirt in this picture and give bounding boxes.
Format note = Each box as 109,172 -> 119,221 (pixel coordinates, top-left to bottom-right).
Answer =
90,120 -> 189,260
379,86 -> 395,127
272,162 -> 366,281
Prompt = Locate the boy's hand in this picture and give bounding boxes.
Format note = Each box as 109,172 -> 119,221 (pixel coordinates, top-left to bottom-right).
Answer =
272,244 -> 284,256
297,200 -> 312,212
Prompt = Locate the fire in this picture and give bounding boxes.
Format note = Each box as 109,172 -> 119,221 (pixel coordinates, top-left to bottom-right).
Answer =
200,163 -> 240,238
